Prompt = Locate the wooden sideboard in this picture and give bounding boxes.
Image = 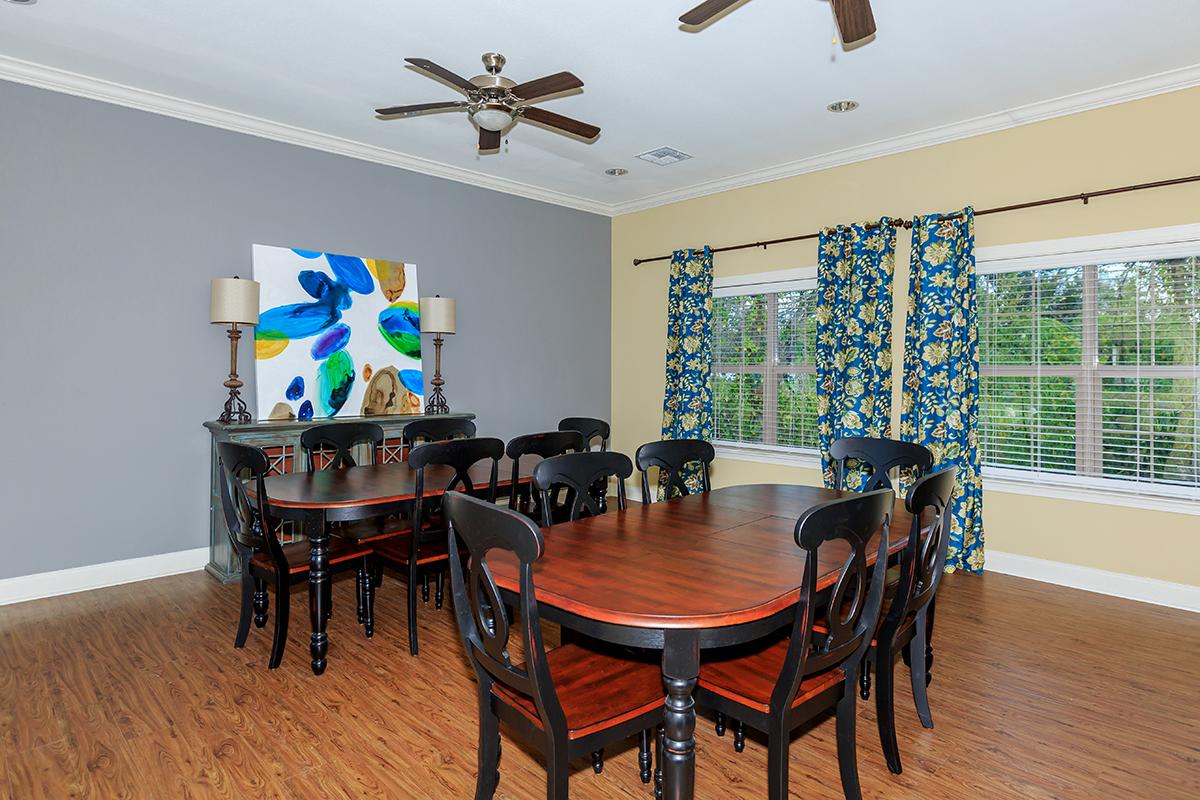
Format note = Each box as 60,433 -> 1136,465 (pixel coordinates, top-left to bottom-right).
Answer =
203,413 -> 476,582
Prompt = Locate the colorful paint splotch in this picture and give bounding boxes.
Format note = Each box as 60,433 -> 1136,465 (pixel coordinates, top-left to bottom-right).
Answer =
252,245 -> 423,420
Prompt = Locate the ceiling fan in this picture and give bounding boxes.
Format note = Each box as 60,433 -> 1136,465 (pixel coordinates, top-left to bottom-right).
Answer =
375,53 -> 600,152
679,0 -> 876,45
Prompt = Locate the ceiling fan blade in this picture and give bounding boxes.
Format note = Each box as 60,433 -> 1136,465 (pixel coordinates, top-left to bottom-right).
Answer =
404,58 -> 478,94
479,127 -> 502,151
679,0 -> 743,25
375,101 -> 467,117
520,107 -> 600,140
831,0 -> 876,43
509,71 -> 584,102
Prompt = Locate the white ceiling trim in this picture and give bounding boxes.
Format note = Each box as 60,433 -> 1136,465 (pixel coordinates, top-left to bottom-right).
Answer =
608,62 -> 1200,216
0,54 -> 612,216
2,54 -> 1199,219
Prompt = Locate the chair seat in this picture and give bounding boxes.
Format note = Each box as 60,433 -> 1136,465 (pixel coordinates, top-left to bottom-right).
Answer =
699,638 -> 845,714
374,532 -> 459,567
250,539 -> 372,576
492,643 -> 664,740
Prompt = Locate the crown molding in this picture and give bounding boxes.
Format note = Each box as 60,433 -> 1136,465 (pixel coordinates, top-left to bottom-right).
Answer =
609,62 -> 1200,216
4,54 -> 1200,219
0,54 -> 612,216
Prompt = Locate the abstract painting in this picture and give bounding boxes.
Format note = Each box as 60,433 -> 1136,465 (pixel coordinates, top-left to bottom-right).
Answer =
252,245 -> 423,421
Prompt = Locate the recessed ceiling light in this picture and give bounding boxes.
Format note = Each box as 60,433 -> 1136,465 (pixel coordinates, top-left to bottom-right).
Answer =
827,100 -> 860,113
604,168 -> 628,177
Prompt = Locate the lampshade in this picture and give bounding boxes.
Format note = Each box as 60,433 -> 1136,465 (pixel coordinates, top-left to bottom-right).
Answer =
420,296 -> 456,334
210,277 -> 260,325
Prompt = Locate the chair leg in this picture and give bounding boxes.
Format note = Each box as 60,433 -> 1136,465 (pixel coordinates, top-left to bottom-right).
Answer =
408,567 -> 420,656
475,691 -> 500,800
766,717 -> 790,800
591,748 -> 604,774
835,679 -> 863,800
235,566 -> 254,648
422,574 -> 430,603
372,560 -> 383,588
638,730 -> 652,784
733,719 -> 746,752
546,738 -> 569,800
654,725 -> 664,800
268,578 -> 289,669
714,710 -> 726,736
909,612 -> 934,728
435,572 -> 445,610
363,561 -> 375,639
253,578 -> 269,628
875,645 -> 902,774
356,565 -> 366,625
925,596 -> 938,687
859,654 -> 872,700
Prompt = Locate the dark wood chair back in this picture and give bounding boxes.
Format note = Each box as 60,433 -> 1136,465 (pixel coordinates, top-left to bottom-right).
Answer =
505,431 -> 585,509
635,438 -> 715,501
215,442 -> 285,571
770,489 -> 893,710
532,451 -> 633,527
828,437 -> 933,492
402,417 -> 477,452
558,417 -> 611,451
886,467 -> 958,629
444,492 -> 569,736
300,422 -> 385,471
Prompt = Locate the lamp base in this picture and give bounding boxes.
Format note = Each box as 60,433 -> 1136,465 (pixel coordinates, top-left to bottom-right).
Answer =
424,385 -> 449,415
219,388 -> 252,425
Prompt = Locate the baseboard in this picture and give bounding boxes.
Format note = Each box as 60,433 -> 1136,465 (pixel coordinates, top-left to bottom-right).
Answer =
0,547 -> 210,607
986,551 -> 1200,613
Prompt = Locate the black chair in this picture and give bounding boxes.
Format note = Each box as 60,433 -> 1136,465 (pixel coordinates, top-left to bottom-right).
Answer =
444,492 -> 665,799
695,489 -> 894,800
299,421 -> 385,471
533,451 -> 633,527
216,442 -> 374,667
861,466 -> 957,774
828,437 -> 933,492
635,439 -> 715,502
557,417 -> 610,451
402,417 -> 477,455
505,431 -> 585,522
375,437 -> 503,656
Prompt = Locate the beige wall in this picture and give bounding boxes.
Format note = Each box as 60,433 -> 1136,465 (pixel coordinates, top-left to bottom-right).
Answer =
611,87 -> 1200,587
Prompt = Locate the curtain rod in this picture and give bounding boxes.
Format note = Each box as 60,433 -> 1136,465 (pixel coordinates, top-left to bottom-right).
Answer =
631,174 -> 1200,266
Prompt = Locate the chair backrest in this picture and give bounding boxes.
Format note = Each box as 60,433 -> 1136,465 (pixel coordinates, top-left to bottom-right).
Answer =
828,437 -> 933,492
884,466 -> 958,634
215,442 -> 285,568
402,417 -> 477,450
444,492 -> 569,737
635,438 -> 716,501
300,422 -> 385,471
769,489 -> 894,712
407,436 -> 505,563
505,431 -> 585,508
532,451 -> 633,527
558,417 -> 611,451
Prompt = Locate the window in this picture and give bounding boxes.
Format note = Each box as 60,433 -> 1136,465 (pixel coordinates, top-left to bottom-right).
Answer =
978,231 -> 1199,500
712,270 -> 820,452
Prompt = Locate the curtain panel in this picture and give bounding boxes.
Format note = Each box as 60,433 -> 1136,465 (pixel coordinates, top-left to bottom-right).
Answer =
816,219 -> 898,490
659,246 -> 714,498
901,208 -> 985,573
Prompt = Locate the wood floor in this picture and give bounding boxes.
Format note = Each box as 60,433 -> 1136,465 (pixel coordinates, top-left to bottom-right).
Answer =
1,568 -> 1197,799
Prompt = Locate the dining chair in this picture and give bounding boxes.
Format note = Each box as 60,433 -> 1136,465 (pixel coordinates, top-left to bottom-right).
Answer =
299,421 -> 385,471
857,466 -> 957,775
694,488 -> 894,800
443,492 -> 665,800
828,437 -> 933,492
532,451 -> 633,527
402,417 -> 477,455
557,417 -> 610,451
374,436 -> 504,656
216,442 -> 375,666
505,431 -> 585,521
635,439 -> 715,502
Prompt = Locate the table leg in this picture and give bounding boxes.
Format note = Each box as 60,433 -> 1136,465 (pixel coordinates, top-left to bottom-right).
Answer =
661,629 -> 700,800
305,509 -> 329,675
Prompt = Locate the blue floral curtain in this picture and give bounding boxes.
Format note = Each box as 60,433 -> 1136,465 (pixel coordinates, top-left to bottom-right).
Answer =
816,219 -> 898,490
901,208 -> 984,573
660,247 -> 714,498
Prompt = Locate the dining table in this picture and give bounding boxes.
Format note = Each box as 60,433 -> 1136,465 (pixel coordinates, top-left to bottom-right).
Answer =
248,455 -> 537,675
486,483 -> 916,800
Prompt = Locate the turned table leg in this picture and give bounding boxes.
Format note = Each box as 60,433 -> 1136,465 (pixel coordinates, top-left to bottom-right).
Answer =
661,629 -> 700,800
305,509 -> 330,675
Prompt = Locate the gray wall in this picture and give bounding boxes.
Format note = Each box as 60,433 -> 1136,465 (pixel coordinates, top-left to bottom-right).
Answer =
0,80 -> 611,579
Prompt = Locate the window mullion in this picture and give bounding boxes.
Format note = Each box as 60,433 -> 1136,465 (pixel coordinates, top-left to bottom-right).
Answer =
764,293 -> 779,446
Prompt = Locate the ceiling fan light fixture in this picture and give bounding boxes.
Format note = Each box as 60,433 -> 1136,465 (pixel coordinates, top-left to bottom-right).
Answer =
604,168 -> 629,177
4,0 -> 38,5
827,99 -> 860,113
471,106 -> 514,132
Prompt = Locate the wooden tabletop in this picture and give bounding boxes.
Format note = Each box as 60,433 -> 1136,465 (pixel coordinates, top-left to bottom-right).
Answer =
488,484 -> 915,631
249,456 -> 535,510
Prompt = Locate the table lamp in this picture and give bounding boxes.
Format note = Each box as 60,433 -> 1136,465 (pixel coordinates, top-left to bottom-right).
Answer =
420,295 -> 456,414
211,276 -> 260,424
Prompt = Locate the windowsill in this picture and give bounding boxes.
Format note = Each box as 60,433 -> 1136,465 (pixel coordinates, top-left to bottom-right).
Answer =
713,442 -> 822,470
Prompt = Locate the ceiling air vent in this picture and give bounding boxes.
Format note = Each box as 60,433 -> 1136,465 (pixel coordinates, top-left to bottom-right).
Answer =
636,146 -> 693,166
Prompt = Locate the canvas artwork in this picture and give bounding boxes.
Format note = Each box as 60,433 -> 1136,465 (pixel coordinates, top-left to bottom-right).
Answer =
252,244 -> 423,421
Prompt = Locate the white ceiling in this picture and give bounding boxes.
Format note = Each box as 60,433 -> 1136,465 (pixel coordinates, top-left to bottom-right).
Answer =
2,0 -> 1199,214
